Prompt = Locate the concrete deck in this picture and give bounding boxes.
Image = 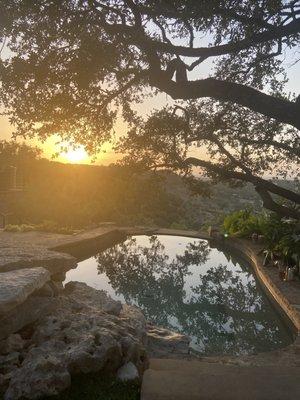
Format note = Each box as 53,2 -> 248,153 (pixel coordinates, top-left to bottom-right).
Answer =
142,358 -> 300,400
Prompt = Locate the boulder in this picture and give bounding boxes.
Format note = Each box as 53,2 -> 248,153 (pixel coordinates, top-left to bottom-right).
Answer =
117,362 -> 139,381
32,281 -> 59,298
0,248 -> 76,277
146,324 -> 190,358
0,352 -> 21,374
3,283 -> 148,399
4,350 -> 71,400
64,281 -> 123,316
0,335 -> 25,355
0,296 -> 58,340
120,304 -> 147,343
0,268 -> 50,315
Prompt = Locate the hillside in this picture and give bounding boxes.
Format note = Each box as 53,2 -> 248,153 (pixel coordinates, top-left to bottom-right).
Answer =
1,156 -> 296,230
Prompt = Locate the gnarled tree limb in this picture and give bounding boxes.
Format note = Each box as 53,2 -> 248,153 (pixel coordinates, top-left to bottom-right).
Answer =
151,76 -> 300,130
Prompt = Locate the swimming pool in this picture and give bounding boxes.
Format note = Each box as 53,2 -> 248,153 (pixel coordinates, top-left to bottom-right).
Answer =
64,235 -> 293,356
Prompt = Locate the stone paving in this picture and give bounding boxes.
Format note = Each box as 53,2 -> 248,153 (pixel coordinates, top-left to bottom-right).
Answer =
0,225 -> 122,275
142,359 -> 300,400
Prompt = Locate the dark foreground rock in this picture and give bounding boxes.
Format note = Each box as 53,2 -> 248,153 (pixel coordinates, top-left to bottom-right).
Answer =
0,296 -> 58,341
0,281 -> 191,400
2,282 -> 149,400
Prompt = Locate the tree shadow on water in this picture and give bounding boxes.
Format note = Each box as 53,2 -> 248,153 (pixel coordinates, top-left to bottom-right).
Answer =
96,236 -> 292,356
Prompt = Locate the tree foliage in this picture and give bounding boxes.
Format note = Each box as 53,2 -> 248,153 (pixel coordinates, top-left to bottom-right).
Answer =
0,1 -> 299,217
117,100 -> 300,218
1,0 -> 300,143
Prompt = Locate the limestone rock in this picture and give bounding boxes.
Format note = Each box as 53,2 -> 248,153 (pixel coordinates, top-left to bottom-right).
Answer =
3,283 -> 148,399
117,362 -> 139,381
146,324 -> 190,358
0,352 -> 21,374
0,296 -> 58,340
0,247 -> 76,277
0,335 -> 25,355
0,372 -> 11,395
32,282 -> 58,298
0,268 -> 50,314
51,281 -> 64,294
120,304 -> 147,343
4,350 -> 71,400
64,281 -> 123,316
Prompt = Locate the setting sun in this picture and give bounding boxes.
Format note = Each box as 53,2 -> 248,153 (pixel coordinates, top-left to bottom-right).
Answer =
63,147 -> 88,163
0,2 -> 299,399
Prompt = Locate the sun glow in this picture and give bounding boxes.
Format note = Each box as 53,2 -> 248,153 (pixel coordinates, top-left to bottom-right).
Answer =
63,147 -> 89,163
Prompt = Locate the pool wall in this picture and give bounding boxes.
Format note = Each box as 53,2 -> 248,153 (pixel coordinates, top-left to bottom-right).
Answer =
217,237 -> 300,337
50,229 -> 127,261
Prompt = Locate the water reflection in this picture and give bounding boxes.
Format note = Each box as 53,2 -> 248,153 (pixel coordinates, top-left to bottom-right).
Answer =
65,235 -> 293,355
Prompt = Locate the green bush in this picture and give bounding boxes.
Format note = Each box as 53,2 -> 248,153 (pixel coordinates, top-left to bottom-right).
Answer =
4,221 -> 76,235
262,215 -> 300,266
223,209 -> 300,268
223,209 -> 261,237
4,224 -> 35,232
169,221 -> 189,230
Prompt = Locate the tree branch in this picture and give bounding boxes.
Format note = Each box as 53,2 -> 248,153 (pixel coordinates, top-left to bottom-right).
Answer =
151,75 -> 300,130
183,156 -> 300,220
255,186 -> 300,220
185,156 -> 300,203
143,18 -> 300,58
241,138 -> 300,157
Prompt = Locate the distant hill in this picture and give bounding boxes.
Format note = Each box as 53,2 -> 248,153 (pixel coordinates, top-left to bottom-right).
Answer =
1,155 -> 298,230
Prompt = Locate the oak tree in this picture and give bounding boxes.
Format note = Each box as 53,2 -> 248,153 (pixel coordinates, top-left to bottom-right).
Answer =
1,1 -> 299,217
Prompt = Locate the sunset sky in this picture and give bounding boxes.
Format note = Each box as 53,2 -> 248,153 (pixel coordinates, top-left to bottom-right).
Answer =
1,47 -> 299,165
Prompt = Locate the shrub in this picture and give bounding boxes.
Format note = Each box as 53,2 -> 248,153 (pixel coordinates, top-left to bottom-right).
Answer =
223,209 -> 260,237
4,224 -> 35,232
4,221 -> 76,235
169,221 -> 189,230
223,209 -> 300,268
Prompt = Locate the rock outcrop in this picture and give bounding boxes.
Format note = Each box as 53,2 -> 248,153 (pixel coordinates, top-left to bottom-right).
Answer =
0,268 -> 51,314
0,267 -> 60,340
146,324 -> 190,358
117,362 -> 139,381
0,280 -> 192,400
2,282 -> 149,400
0,296 -> 59,341
0,246 -> 76,276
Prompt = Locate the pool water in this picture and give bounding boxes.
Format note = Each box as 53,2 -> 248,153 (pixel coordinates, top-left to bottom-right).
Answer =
64,235 -> 293,356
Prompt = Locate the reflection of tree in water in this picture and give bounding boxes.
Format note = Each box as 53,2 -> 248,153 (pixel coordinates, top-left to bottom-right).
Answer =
96,236 -> 292,355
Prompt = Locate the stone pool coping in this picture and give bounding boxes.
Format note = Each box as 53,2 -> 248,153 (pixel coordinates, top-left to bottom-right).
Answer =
1,225 -> 299,353
0,225 -> 124,275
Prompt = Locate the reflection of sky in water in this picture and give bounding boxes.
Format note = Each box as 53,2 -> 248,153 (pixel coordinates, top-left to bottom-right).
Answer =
65,255 -> 127,302
64,235 -> 293,356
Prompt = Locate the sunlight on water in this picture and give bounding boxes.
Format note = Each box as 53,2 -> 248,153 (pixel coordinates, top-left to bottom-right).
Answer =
64,235 -> 293,356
